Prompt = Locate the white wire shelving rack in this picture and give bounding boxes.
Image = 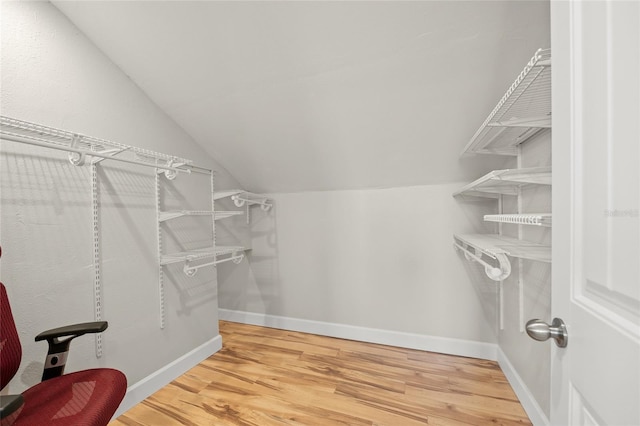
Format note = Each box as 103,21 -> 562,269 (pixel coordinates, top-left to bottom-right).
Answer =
453,166 -> 551,198
0,116 -> 216,344
156,174 -> 249,284
461,48 -> 551,156
454,48 -> 552,335
484,213 -> 552,227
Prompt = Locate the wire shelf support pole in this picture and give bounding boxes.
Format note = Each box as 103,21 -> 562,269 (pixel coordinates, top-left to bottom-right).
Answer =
155,172 -> 165,329
91,163 -> 103,357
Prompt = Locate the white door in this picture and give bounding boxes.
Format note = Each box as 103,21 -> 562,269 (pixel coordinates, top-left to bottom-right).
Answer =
550,1 -> 640,425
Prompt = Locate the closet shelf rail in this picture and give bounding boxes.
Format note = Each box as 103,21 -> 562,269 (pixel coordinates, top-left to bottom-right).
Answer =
461,48 -> 551,156
0,116 -> 211,177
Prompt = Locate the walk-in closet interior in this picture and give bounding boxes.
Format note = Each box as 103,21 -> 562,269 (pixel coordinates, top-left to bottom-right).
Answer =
2,1 -> 639,425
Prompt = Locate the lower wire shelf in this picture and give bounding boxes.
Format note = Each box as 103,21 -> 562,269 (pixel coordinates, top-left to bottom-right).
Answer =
454,233 -> 550,281
161,246 -> 247,276
455,233 -> 551,263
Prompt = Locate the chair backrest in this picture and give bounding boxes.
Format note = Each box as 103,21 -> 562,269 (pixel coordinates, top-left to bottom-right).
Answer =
0,281 -> 22,390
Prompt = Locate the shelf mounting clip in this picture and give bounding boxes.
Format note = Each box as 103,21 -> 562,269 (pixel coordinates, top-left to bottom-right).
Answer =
68,134 -> 86,166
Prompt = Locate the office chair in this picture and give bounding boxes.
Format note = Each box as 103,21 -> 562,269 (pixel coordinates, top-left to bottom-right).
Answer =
0,247 -> 127,426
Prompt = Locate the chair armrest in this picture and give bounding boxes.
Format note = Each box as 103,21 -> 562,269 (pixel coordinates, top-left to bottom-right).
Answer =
35,321 -> 108,381
0,395 -> 24,420
35,321 -> 108,342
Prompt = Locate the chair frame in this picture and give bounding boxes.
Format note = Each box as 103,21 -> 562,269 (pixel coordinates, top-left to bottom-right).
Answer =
0,311 -> 112,419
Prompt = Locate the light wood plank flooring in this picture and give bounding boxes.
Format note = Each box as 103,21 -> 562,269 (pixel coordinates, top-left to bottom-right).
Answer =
110,321 -> 531,426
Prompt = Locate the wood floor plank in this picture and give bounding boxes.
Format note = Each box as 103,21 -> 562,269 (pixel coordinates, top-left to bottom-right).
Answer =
110,321 -> 532,426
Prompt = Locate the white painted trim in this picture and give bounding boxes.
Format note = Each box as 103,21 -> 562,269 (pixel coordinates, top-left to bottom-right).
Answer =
498,347 -> 549,426
112,335 -> 223,419
219,309 -> 497,361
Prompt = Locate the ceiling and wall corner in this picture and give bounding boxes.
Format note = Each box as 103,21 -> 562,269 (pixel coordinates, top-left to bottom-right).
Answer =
52,1 -> 550,194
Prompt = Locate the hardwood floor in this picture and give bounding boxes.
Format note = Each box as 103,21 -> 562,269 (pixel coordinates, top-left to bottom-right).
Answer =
110,321 -> 532,426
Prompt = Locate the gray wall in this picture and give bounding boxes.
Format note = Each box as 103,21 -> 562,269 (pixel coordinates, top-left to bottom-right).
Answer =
0,1 -> 239,393
217,133 -> 552,421
218,182 -> 500,345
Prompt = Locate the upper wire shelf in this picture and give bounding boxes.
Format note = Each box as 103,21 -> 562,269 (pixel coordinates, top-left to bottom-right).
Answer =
453,166 -> 551,198
461,48 -> 551,156
484,213 -> 552,227
0,116 -> 210,177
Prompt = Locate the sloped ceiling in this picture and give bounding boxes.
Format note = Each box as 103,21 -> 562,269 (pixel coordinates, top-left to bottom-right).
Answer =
53,1 -> 550,193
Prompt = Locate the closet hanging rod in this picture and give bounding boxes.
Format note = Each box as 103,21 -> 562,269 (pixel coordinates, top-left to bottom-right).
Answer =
231,195 -> 273,210
0,133 -> 199,174
183,253 -> 244,277
453,241 -> 511,281
0,116 -> 212,175
453,241 -> 497,270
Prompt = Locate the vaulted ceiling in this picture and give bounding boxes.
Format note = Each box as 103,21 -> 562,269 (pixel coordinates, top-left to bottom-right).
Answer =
53,1 -> 550,193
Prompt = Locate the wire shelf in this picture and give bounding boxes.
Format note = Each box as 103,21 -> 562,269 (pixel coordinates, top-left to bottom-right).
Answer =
484,213 -> 552,227
214,189 -> 272,210
215,211 -> 244,221
0,115 -> 210,175
214,190 -> 244,201
160,246 -> 246,265
454,233 -> 551,264
453,166 -> 551,198
160,246 -> 247,276
461,48 -> 551,156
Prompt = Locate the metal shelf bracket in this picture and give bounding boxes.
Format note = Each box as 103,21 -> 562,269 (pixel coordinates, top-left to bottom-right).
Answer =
68,135 -> 86,166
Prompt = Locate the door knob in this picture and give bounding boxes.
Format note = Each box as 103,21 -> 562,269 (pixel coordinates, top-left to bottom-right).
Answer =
525,318 -> 568,348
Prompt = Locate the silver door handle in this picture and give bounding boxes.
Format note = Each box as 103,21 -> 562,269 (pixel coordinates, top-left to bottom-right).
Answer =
525,318 -> 568,348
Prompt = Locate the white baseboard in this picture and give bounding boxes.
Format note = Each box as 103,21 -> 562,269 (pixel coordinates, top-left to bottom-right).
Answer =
219,308 -> 497,361
113,335 -> 223,419
497,347 -> 549,426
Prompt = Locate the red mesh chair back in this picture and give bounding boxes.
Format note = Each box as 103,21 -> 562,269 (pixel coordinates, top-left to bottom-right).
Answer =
0,282 -> 22,390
